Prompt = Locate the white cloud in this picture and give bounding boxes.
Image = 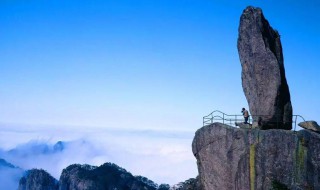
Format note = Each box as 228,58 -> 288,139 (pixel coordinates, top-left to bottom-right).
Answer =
0,167 -> 23,190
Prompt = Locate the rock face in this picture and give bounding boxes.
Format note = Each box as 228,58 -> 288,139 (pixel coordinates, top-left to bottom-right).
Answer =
59,163 -> 158,190
235,122 -> 251,129
237,6 -> 293,130
192,123 -> 320,190
299,121 -> 320,133
18,169 -> 58,190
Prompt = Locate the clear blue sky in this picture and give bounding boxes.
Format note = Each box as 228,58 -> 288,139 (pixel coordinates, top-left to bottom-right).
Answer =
1,0 -> 319,130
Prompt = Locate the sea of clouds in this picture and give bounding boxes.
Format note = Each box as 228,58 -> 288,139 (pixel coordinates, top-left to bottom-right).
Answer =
0,123 -> 198,189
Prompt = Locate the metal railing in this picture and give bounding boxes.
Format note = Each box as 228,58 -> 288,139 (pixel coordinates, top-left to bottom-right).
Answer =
203,110 -> 305,131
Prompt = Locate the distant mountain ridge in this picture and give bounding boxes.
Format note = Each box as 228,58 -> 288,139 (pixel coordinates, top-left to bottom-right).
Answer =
59,163 -> 159,190
0,158 -> 17,169
18,162 -> 201,190
0,158 -> 24,190
18,169 -> 58,190
1,140 -> 199,189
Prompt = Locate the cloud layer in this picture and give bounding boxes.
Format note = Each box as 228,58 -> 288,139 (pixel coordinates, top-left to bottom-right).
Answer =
0,124 -> 198,189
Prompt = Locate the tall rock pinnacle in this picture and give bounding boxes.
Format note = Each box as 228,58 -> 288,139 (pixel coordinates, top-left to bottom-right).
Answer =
237,6 -> 293,130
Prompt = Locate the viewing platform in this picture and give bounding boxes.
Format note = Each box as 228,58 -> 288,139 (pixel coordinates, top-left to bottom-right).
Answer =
203,110 -> 305,131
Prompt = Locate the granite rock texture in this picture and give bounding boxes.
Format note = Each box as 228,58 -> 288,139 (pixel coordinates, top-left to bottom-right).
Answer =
299,121 -> 320,133
192,123 -> 320,190
237,6 -> 292,130
235,122 -> 252,129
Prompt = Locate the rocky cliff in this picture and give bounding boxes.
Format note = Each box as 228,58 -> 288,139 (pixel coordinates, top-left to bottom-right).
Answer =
192,123 -> 320,190
237,6 -> 292,130
18,169 -> 58,190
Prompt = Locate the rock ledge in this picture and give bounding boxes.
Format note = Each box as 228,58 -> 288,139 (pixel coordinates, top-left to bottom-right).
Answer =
192,123 -> 320,190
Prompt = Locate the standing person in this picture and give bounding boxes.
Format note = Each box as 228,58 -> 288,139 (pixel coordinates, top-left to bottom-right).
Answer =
242,108 -> 249,124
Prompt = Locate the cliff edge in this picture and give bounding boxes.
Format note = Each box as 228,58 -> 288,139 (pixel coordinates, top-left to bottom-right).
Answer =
192,123 -> 320,190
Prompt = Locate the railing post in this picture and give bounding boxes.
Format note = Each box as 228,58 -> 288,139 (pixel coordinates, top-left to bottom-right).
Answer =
294,115 -> 298,131
223,113 -> 225,124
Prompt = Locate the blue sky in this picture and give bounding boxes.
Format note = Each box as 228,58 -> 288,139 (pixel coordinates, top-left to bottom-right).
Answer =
0,0 -> 320,187
0,0 -> 319,130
